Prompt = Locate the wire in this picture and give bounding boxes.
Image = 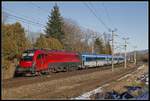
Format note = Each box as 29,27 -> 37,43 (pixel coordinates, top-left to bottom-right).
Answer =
83,2 -> 110,31
2,7 -> 43,24
89,2 -> 112,30
3,10 -> 45,28
30,2 -> 49,13
97,3 -> 129,40
102,3 -> 115,28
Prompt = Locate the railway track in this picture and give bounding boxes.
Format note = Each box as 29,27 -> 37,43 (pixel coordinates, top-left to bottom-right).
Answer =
2,63 -> 138,89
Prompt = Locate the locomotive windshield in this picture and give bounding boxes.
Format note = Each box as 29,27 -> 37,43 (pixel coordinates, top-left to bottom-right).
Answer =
21,50 -> 34,61
22,56 -> 33,61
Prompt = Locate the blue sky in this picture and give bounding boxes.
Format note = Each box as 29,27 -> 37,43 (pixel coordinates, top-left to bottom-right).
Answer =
2,1 -> 148,52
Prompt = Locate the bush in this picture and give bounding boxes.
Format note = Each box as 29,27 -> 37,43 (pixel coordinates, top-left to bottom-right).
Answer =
34,35 -> 64,50
2,22 -> 32,61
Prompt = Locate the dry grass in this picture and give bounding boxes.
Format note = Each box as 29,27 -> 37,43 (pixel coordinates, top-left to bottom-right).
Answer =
2,62 -> 16,80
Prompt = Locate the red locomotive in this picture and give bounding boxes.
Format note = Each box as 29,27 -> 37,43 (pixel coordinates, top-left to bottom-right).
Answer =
15,49 -> 81,76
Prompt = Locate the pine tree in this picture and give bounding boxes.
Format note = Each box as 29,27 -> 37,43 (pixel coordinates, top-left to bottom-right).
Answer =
94,38 -> 105,54
107,41 -> 112,54
45,3 -> 64,41
104,41 -> 112,54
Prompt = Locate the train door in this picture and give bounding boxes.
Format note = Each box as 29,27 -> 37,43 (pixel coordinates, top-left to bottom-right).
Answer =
82,56 -> 85,68
95,56 -> 97,67
36,54 -> 45,70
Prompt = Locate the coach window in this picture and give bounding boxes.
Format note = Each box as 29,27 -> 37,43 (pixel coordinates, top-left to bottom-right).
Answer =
86,57 -> 92,61
98,57 -> 104,60
102,57 -> 105,61
109,58 -> 112,61
86,57 -> 89,61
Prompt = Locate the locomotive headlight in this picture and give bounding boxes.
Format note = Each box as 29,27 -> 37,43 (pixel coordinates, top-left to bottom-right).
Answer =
22,53 -> 27,56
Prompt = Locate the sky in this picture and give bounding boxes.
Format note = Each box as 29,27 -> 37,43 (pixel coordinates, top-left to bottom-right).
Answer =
2,1 -> 148,53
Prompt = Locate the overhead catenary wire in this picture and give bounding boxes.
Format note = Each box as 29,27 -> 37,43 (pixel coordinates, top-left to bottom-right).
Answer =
3,10 -> 45,28
87,2 -> 124,52
90,3 -> 128,42
5,15 -> 34,26
2,8 -> 46,44
89,2 -> 118,33
83,2 -> 110,31
4,11 -> 43,44
2,7 -> 43,25
102,2 -> 115,28
30,2 -> 50,13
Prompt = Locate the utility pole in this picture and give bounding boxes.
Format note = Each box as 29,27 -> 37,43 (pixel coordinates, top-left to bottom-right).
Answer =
109,28 -> 117,72
92,42 -> 94,53
92,34 -> 97,54
122,37 -> 129,69
133,46 -> 137,65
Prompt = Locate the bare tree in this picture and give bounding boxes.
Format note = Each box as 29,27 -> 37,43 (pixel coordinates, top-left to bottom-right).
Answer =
62,18 -> 83,51
62,18 -> 107,53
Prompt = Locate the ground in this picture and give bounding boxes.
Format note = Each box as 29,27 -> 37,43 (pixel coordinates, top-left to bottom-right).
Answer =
2,63 -> 147,100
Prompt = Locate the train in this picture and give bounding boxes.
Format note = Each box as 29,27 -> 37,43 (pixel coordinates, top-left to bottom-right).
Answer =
15,49 -> 124,76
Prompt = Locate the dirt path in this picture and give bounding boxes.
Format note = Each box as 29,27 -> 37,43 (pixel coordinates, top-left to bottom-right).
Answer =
2,63 -> 139,100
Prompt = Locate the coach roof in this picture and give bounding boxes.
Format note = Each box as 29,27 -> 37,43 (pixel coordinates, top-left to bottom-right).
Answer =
82,54 -> 111,57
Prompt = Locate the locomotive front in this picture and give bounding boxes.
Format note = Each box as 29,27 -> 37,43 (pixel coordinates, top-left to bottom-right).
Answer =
15,50 -> 36,76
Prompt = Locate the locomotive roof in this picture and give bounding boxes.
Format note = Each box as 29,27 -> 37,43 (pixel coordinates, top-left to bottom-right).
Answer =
24,49 -> 78,54
23,49 -> 38,53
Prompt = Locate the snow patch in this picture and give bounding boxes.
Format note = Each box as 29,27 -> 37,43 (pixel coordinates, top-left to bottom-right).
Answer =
117,74 -> 132,81
102,83 -> 110,87
138,65 -> 145,70
72,87 -> 102,100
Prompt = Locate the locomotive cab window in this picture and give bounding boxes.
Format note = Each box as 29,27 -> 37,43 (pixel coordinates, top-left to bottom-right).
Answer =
37,54 -> 44,59
21,51 -> 34,61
